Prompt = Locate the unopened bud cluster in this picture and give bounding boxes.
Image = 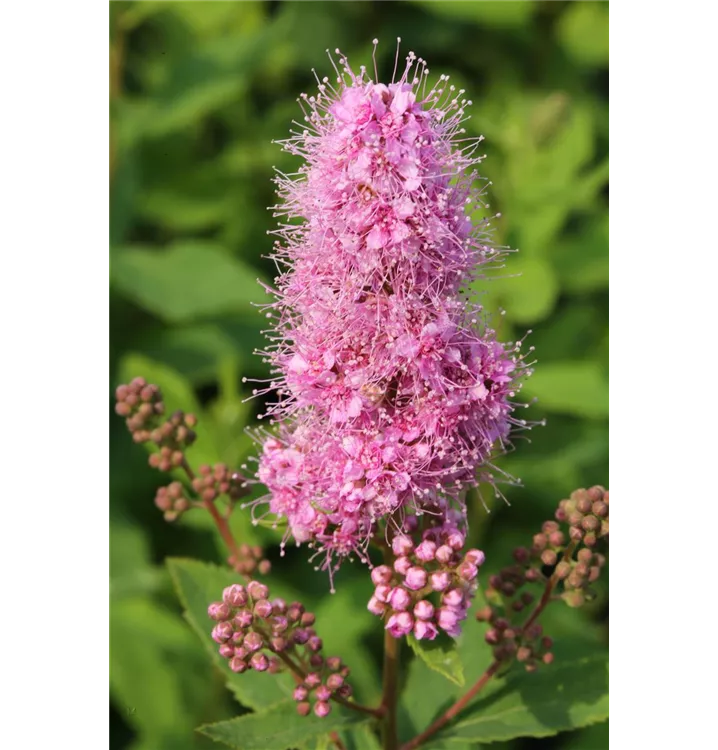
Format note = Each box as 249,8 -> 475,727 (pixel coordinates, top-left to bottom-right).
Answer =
476,485 -> 609,670
208,582 -> 352,717
115,378 -> 197,469
155,481 -> 191,522
368,528 -> 484,640
229,543 -> 272,577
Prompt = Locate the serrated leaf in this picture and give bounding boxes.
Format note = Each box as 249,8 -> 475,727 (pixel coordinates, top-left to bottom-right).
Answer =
167,557 -> 297,710
198,701 -> 370,750
435,654 -> 608,743
407,632 -> 465,687
523,362 -> 608,419
111,241 -> 269,324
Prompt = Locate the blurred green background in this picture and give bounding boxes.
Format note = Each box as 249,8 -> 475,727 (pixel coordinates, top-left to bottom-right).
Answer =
109,2 -> 608,749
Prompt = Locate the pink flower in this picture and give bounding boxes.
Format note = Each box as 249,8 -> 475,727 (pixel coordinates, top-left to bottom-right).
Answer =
252,45 -> 525,580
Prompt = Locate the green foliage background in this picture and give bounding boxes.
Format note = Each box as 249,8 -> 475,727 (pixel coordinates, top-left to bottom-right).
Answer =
109,2 -> 608,749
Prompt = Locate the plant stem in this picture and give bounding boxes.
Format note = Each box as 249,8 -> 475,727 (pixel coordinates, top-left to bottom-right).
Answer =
399,661 -> 500,750
181,459 -> 242,565
521,540 -> 577,635
381,629 -> 400,750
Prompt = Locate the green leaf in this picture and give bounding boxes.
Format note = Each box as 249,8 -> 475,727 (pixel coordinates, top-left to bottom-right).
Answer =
407,632 -> 465,687
198,701 -> 370,750
486,257 -> 559,324
557,2 -> 609,67
412,0 -> 535,27
523,362 -> 608,419
435,654 -> 608,743
562,720 -> 609,750
111,241 -> 269,324
167,558 -> 297,710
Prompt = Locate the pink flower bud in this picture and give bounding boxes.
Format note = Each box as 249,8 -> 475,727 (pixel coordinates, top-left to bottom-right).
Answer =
304,672 -> 322,688
243,631 -> 263,652
404,566 -> 428,591
229,656 -> 248,673
446,530 -> 465,550
233,610 -> 253,629
413,600 -> 435,621
415,540 -> 437,562
316,685 -> 332,702
374,584 -> 392,603
326,657 -> 342,672
293,628 -> 310,645
300,612 -> 316,627
392,535 -> 414,556
222,585 -> 248,608
314,701 -> 331,718
271,636 -> 288,652
208,602 -> 232,621
442,588 -> 465,608
326,673 -> 344,690
435,545 -> 454,564
437,607 -> 461,635
250,652 -> 269,672
232,631 -> 245,644
464,549 -> 485,566
430,571 -> 451,591
388,586 -> 412,611
247,581 -> 269,601
271,598 -> 287,614
371,565 -> 393,585
394,556 -> 412,575
386,611 -> 414,637
211,621 -> 234,643
367,596 -> 386,615
271,615 -> 289,633
296,702 -> 311,716
218,644 -> 235,659
254,599 -> 273,619
413,620 -> 439,641
293,685 -> 308,701
308,636 -> 323,652
287,604 -> 304,622
457,561 -> 478,582
234,646 -> 249,660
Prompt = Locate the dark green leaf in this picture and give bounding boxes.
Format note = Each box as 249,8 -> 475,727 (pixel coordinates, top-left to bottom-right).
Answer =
111,242 -> 269,324
407,632 -> 465,687
198,701 -> 370,750
435,654 -> 608,743
523,362 -> 608,419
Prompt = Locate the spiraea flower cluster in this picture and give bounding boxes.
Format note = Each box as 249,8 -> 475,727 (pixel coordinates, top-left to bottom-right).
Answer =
252,43 -> 529,575
368,527 -> 484,640
476,485 -> 609,670
208,582 -> 353,717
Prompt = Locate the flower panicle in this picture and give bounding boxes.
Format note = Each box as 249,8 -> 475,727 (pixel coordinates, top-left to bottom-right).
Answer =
251,42 -> 533,577
208,581 -> 353,718
476,485 -> 609,671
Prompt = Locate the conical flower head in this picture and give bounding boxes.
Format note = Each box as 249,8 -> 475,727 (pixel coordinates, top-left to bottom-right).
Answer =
252,43 -> 529,579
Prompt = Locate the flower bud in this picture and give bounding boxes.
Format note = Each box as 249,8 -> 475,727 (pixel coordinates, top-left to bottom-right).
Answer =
414,600 -> 435,621
208,602 -> 232,621
326,673 -> 344,690
446,530 -> 465,550
388,587 -> 412,611
250,653 -> 269,672
374,584 -> 392,603
315,685 -> 331,702
435,545 -> 454,564
442,588 -> 464,608
243,631 -> 263,652
314,701 -> 331,718
229,656 -> 248,673
464,548 -> 485,566
404,566 -> 427,591
430,571 -> 451,592
233,610 -> 253,629
457,561 -> 478,581
211,622 -> 234,643
247,581 -> 269,601
392,535 -> 414,556
304,672 -> 322,688
293,686 -> 308,701
371,565 -> 393,585
222,583 -> 248,607
386,611 -> 414,637
254,599 -> 273,619
218,644 -> 235,659
414,540 -> 437,562
367,596 -> 386,615
394,556 -> 412,575
296,702 -> 311,716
